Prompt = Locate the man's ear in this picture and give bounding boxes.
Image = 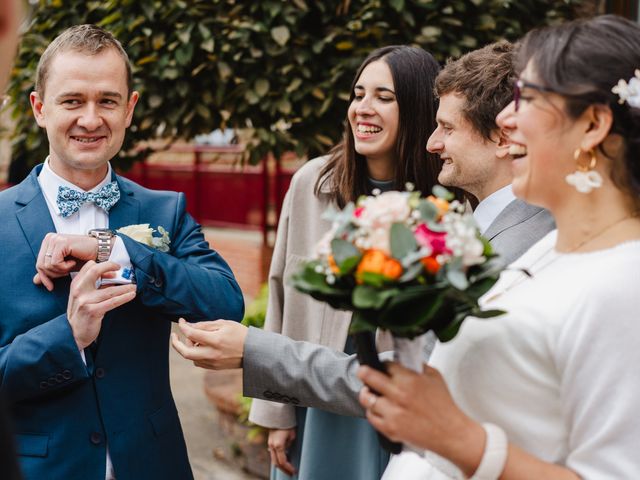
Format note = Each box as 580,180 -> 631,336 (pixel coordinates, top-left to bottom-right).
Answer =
30,91 -> 46,128
125,91 -> 139,128
495,129 -> 512,159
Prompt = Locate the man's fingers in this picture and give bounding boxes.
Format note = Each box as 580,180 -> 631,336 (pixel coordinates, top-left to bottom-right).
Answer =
34,269 -> 54,291
170,333 -> 190,358
357,365 -> 399,398
182,319 -> 225,331
177,320 -> 216,346
171,333 -> 206,361
94,286 -> 136,313
87,284 -> 137,304
74,261 -> 121,285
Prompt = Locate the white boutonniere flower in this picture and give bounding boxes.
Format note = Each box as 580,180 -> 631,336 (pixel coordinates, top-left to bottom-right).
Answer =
117,224 -> 171,252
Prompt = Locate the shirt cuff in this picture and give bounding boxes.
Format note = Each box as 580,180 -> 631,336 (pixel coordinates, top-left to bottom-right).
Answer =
100,236 -> 135,285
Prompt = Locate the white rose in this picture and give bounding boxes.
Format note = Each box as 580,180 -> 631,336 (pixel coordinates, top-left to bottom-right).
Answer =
116,224 -> 155,247
357,191 -> 411,230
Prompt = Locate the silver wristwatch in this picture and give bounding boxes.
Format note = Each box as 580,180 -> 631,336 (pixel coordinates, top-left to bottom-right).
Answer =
88,228 -> 115,263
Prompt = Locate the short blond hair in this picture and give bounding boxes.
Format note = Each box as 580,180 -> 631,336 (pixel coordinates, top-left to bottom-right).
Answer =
36,24 -> 133,98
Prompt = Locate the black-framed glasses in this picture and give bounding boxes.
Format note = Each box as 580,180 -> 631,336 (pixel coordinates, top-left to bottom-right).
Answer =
513,79 -> 558,111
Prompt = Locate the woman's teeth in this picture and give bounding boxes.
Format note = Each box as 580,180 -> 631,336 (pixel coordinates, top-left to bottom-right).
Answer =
509,144 -> 527,157
357,125 -> 382,134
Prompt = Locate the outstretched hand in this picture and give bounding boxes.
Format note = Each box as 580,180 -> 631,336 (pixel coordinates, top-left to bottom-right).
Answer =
171,319 -> 248,370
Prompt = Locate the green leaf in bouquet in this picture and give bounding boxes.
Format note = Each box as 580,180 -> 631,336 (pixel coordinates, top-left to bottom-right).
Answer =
331,238 -> 360,265
349,310 -> 378,334
398,261 -> 424,282
479,234 -> 495,257
339,255 -> 361,275
358,271 -> 388,288
418,199 -> 439,223
469,308 -> 506,319
290,263 -> 352,309
377,293 -> 448,337
445,258 -> 469,290
390,223 -> 417,260
353,284 -> 399,309
463,275 -> 500,299
432,185 -> 455,201
433,312 -> 467,342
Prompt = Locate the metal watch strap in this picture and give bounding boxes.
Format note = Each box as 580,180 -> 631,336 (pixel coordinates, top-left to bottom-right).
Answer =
88,229 -> 114,263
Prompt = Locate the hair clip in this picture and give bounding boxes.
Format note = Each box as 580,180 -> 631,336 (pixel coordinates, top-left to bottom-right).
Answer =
612,69 -> 640,108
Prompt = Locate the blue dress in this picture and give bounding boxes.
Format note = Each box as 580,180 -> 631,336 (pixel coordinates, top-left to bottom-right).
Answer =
271,179 -> 394,480
271,336 -> 389,480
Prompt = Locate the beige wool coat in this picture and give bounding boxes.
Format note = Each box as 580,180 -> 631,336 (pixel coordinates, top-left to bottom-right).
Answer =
248,156 -> 392,429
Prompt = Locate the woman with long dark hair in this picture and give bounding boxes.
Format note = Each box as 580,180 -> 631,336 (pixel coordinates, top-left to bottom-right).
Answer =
248,45 -> 442,480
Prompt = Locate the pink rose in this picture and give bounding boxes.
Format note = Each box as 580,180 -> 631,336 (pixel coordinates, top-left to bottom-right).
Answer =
414,224 -> 450,256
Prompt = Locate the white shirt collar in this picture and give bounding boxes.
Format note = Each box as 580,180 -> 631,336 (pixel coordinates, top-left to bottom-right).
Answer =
473,184 -> 516,234
38,157 -> 113,217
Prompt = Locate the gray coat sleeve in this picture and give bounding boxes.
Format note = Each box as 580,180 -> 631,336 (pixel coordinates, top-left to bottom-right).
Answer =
243,327 -> 373,418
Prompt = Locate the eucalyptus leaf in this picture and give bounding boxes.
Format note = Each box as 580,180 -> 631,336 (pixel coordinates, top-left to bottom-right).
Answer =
446,263 -> 469,290
390,223 -> 417,260
418,199 -> 438,222
432,185 -> 455,201
331,238 -> 360,265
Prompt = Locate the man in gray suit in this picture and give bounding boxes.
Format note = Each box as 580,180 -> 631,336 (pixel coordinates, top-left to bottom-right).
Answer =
172,41 -> 555,417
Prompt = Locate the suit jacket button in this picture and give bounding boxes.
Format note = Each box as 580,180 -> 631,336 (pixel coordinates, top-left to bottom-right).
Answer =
40,381 -> 48,389
154,278 -> 163,287
90,432 -> 103,445
47,377 -> 56,386
55,373 -> 64,383
95,368 -> 105,379
62,370 -> 72,380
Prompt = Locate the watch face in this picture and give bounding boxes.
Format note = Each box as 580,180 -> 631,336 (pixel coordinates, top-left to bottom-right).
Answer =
88,228 -> 115,236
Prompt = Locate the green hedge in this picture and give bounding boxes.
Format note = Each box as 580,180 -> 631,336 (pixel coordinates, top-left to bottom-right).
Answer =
6,0 -> 582,179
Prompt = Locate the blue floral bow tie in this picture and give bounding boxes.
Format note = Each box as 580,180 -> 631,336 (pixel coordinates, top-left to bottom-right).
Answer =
56,181 -> 120,218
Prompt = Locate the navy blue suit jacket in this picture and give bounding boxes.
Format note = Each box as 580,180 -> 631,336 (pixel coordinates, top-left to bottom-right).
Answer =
0,165 -> 244,480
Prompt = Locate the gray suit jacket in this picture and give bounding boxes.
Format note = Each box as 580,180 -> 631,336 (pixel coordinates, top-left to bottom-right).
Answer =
242,199 -> 555,417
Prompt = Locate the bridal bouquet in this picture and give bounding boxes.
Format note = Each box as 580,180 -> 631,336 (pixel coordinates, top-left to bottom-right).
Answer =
290,186 -> 504,342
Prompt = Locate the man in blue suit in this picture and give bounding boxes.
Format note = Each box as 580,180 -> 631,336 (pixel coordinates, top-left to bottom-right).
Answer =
0,25 -> 244,480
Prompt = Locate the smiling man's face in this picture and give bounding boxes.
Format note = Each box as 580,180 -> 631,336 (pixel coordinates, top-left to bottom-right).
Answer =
30,48 -> 139,186
427,93 -> 504,201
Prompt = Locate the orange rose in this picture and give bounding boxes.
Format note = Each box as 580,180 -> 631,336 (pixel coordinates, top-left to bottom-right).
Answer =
427,195 -> 450,218
356,250 -> 403,283
421,256 -> 441,275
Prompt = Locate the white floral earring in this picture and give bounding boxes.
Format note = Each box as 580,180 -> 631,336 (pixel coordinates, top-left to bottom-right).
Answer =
565,148 -> 603,194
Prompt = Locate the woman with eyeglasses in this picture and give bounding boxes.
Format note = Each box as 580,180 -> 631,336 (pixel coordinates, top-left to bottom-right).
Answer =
358,15 -> 640,479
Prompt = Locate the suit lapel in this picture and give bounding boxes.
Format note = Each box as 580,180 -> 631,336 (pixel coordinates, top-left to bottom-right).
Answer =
108,174 -> 140,230
483,199 -> 544,241
15,166 -> 71,309
95,174 -> 140,356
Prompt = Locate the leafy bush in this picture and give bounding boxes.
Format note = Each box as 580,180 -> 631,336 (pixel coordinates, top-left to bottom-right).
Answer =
6,0 -> 582,179
241,283 -> 268,329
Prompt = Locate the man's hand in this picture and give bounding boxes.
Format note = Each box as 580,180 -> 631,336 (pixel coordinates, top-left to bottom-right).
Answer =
171,319 -> 247,370
67,261 -> 137,350
34,233 -> 101,291
267,428 -> 297,476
